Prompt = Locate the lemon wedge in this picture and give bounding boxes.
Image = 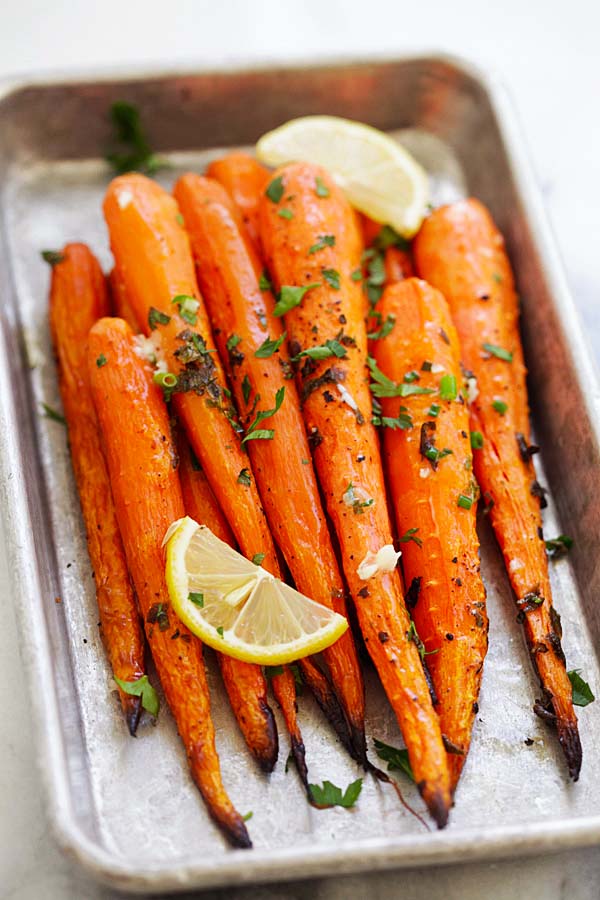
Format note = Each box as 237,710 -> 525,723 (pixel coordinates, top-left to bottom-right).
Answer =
165,517 -> 348,665
256,115 -> 430,237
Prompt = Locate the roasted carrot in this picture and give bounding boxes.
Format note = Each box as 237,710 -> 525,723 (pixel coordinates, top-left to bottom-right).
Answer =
178,422 -> 309,793
207,152 -> 270,249
48,243 -> 145,736
174,173 -> 367,765
373,278 -> 488,789
103,173 -> 278,772
259,162 -> 452,826
414,200 -> 581,778
108,268 -> 140,332
87,316 -> 250,847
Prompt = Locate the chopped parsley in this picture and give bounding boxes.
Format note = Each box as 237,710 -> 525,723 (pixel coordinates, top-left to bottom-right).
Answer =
294,339 -> 347,361
237,468 -> 251,487
114,675 -> 160,718
373,224 -> 410,252
427,403 -> 441,418
483,342 -> 513,362
343,482 -> 374,514
41,250 -> 65,266
176,213 -> 184,226
567,670 -> 595,707
403,370 -> 420,383
273,283 -> 320,317
265,175 -> 285,203
226,334 -> 242,351
373,738 -> 414,781
492,272 -> 503,284
242,811 -> 253,822
41,403 -> 66,425
255,333 -> 287,358
216,626 -> 225,637
148,307 -> 171,330
242,386 -> 285,445
362,248 -> 386,304
368,357 -> 434,399
322,268 -> 340,290
105,101 -> 166,175
241,375 -> 252,405
545,535 -> 573,559
308,234 -> 336,255
172,294 -> 199,326
399,527 -> 422,548
315,176 -> 330,198
367,314 -> 396,340
492,399 -> 508,415
309,778 -> 363,809
259,270 -> 273,292
252,552 -> 266,566
96,354 -> 108,368
188,592 -> 204,607
277,207 -> 294,220
439,373 -> 457,401
371,411 -> 413,430
470,431 -> 484,449
350,268 -> 363,282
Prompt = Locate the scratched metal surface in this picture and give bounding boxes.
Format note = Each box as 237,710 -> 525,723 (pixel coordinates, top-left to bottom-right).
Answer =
0,56 -> 599,894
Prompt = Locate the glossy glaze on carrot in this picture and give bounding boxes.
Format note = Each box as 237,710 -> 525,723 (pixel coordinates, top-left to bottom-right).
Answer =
374,278 -> 488,789
108,267 -> 140,332
207,153 -> 270,249
174,173 -> 367,764
259,162 -> 452,826
87,317 -> 251,847
414,200 -> 581,779
49,244 -> 145,735
103,173 -> 278,772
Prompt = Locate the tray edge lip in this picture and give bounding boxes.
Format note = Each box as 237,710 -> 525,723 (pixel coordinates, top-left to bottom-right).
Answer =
1,49 -> 599,892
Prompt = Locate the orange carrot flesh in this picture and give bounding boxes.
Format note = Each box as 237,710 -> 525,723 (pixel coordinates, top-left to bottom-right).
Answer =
259,162 -> 452,826
103,173 -> 280,772
414,200 -> 581,778
108,267 -> 140,332
177,429 -> 279,773
174,173 -> 366,764
48,244 -> 145,735
374,278 -> 488,789
207,152 -> 270,249
87,317 -> 250,848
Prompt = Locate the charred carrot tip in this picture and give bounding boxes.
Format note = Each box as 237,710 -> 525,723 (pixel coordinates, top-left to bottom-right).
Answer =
290,734 -> 311,800
428,790 -> 450,830
348,722 -> 369,770
124,694 -> 143,737
558,720 -> 582,781
254,702 -> 279,774
228,821 -> 253,850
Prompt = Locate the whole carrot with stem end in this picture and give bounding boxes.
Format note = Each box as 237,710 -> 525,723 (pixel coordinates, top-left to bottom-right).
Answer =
103,173 -> 278,773
174,173 -> 366,767
87,316 -> 251,848
373,278 -> 489,790
48,243 -> 145,736
414,199 -> 581,779
259,162 -> 452,827
207,153 -> 270,249
178,429 -> 308,792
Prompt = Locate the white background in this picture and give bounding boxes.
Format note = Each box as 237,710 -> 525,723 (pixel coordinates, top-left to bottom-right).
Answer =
1,1 -> 599,898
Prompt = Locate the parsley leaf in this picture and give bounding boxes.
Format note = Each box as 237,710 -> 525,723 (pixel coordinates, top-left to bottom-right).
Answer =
255,333 -> 286,358
294,339 -> 347,361
105,101 -> 166,175
259,270 -> 273,292
398,527 -> 422,547
265,176 -> 285,203
567,670 -> 595,707
309,778 -> 363,809
483,342 -> 513,362
308,234 -> 336,255
216,626 -> 225,637
148,307 -> 171,330
368,357 -> 434,399
96,354 -> 108,368
277,208 -> 294,220
41,403 -> 66,425
252,552 -> 266,566
242,386 -> 285,445
371,411 -> 413,430
545,535 -> 573,559
368,314 -> 396,340
322,268 -> 340,290
350,268 -> 363,282
188,592 -> 204,607
273,283 -> 320,317
373,225 -> 410,253
237,468 -> 251,487
242,375 -> 252,405
226,334 -> 242,351
492,399 -> 508,415
315,176 -> 330,198
172,294 -> 199,325
470,431 -> 484,449
373,738 -> 414,781
114,674 -> 160,718
41,250 -> 65,266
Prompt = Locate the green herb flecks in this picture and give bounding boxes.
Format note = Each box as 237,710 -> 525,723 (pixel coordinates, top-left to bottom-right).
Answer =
308,234 -> 335,255
96,354 -> 108,368
470,431 -> 484,449
148,307 -> 171,330
259,270 -> 273,292
368,357 -> 434,399
237,468 -> 251,487
189,592 -> 204,607
567,670 -> 595,707
273,283 -> 320,317
252,553 -> 266,566
172,294 -> 199,326
373,738 -> 415,782
322,268 -> 340,290
482,342 -> 513,362
242,386 -> 285,445
545,535 -> 573,559
41,250 -> 65,266
106,101 -> 166,175
265,176 -> 285,203
367,313 -> 396,341
41,403 -> 66,425
492,399 -> 508,415
277,208 -> 294,220
315,176 -> 330,198
114,674 -> 160,718
399,527 -> 423,548
309,778 -> 363,809
294,339 -> 347,361
255,333 -> 286,358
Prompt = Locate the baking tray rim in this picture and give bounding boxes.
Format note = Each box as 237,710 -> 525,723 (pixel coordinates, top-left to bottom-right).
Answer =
1,51 -> 599,892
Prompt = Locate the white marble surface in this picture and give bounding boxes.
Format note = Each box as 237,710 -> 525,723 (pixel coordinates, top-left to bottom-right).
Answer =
1,1 -> 599,897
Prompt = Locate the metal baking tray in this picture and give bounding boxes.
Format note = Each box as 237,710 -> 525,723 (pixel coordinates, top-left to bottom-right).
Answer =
1,54 -> 599,894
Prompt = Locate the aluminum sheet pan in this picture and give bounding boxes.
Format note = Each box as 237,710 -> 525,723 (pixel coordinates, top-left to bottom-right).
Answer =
1,54 -> 599,894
